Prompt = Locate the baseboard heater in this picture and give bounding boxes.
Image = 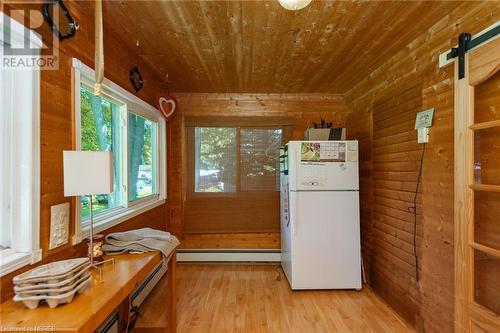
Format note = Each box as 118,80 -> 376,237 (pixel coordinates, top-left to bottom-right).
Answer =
176,249 -> 281,262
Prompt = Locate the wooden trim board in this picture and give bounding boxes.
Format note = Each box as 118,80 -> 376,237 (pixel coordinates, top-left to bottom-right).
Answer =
176,249 -> 281,262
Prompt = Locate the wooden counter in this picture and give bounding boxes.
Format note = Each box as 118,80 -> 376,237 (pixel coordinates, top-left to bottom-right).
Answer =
0,252 -> 176,332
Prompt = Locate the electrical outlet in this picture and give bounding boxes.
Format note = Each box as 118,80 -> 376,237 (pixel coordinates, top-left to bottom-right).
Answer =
417,127 -> 429,144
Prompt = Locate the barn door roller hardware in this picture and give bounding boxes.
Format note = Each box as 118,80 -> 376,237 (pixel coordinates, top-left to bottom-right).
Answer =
449,33 -> 471,80
438,21 -> 500,74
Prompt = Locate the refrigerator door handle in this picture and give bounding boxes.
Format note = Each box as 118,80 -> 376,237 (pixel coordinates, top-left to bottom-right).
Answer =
293,205 -> 297,235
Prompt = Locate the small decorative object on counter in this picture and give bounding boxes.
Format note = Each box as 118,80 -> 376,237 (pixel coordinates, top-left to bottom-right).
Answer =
87,234 -> 104,261
12,258 -> 91,309
304,117 -> 346,141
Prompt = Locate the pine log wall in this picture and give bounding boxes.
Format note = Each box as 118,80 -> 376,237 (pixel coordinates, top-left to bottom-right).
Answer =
345,2 -> 500,331
167,93 -> 348,248
371,81 -> 424,322
0,2 -> 168,302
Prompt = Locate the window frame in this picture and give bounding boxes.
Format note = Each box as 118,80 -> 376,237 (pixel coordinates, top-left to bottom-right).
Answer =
78,85 -> 128,224
127,110 -> 160,205
71,58 -> 166,245
0,13 -> 42,277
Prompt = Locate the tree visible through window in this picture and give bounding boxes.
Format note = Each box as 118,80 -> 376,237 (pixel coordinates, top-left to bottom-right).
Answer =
194,127 -> 282,193
128,112 -> 157,201
195,127 -> 237,192
80,88 -> 123,218
240,128 -> 282,191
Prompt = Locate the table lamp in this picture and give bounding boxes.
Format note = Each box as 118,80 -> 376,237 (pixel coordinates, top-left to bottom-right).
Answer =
63,151 -> 114,272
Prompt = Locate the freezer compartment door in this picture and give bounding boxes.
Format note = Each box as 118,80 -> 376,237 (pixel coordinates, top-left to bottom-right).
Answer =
288,141 -> 359,191
290,191 -> 361,290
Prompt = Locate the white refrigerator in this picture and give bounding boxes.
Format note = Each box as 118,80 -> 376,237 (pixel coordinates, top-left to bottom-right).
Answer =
280,140 -> 361,290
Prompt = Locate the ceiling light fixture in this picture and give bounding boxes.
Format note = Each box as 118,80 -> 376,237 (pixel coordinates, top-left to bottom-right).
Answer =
278,0 -> 313,11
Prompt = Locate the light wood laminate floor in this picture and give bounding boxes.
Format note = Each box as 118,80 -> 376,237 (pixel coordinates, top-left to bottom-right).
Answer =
173,264 -> 413,333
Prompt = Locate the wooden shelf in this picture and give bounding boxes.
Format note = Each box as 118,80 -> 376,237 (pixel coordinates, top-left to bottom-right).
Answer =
469,119 -> 500,130
469,183 -> 500,193
470,242 -> 500,259
469,302 -> 500,333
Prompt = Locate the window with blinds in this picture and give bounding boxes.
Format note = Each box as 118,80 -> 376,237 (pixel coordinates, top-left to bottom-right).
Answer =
185,117 -> 292,233
194,127 -> 283,194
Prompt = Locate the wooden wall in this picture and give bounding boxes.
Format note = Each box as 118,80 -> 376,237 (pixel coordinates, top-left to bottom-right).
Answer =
371,80 -> 424,322
0,2 -> 168,302
167,93 -> 348,248
345,2 -> 500,331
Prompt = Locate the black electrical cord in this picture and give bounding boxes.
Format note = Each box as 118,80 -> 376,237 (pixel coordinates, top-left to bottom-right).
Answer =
409,143 -> 426,282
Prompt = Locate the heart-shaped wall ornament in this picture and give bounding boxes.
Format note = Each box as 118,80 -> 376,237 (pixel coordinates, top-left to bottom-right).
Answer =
157,94 -> 177,120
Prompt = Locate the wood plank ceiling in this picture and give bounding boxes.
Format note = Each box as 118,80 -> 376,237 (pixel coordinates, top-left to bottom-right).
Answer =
104,1 -> 463,93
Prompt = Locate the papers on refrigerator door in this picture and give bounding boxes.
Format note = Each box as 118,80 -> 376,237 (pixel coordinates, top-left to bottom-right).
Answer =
301,164 -> 327,187
301,142 -> 346,163
320,142 -> 346,162
301,142 -> 321,162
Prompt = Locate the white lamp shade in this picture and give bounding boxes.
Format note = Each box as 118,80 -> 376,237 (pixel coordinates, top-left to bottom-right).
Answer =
63,151 -> 113,196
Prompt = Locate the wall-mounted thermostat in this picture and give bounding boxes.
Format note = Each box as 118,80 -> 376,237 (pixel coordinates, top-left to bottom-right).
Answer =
415,108 -> 434,144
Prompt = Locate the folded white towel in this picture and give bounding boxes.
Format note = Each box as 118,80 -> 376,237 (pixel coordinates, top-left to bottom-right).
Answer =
105,227 -> 171,242
103,228 -> 179,260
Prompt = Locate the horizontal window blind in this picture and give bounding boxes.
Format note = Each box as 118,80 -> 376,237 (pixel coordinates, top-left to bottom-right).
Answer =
240,128 -> 282,192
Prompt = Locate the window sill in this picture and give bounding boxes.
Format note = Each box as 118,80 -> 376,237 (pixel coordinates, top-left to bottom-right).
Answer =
0,249 -> 43,277
72,198 -> 166,245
